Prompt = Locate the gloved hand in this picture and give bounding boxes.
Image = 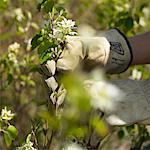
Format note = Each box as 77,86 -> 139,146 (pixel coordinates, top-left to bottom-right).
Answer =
56,29 -> 133,74
104,79 -> 150,125
85,78 -> 150,125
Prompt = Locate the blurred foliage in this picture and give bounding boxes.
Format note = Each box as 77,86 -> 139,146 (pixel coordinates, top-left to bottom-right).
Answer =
0,0 -> 150,149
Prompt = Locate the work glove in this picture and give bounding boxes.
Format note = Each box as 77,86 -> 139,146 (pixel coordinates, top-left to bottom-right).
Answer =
56,29 -> 133,74
102,79 -> 150,125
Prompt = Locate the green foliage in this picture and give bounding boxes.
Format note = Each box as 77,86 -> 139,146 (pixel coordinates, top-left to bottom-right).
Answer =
0,0 -> 8,11
4,125 -> 18,147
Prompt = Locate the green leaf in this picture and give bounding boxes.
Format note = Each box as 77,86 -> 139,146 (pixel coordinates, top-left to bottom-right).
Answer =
39,52 -> 52,64
125,16 -> 134,30
37,39 -> 56,55
3,125 -> 18,147
4,131 -> 12,147
41,0 -> 54,13
37,0 -> 47,11
31,34 -> 43,50
0,0 -> 8,11
62,74 -> 91,112
118,130 -> 125,139
6,125 -> 18,140
90,116 -> 108,137
7,73 -> 13,85
38,109 -> 59,129
26,134 -> 32,143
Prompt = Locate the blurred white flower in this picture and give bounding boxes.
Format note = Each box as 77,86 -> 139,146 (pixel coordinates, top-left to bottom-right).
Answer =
8,52 -> 18,65
85,80 -> 123,112
63,143 -> 85,150
16,141 -> 37,150
130,68 -> 142,80
25,38 -> 32,51
139,17 -> 146,27
1,107 -> 15,121
8,42 -> 20,54
14,8 -> 24,22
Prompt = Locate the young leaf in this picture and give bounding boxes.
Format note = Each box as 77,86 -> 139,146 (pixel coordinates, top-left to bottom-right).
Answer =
4,131 -> 12,147
41,0 -> 54,13
31,34 -> 42,50
26,134 -> 32,143
6,125 -> 18,140
39,52 -> 52,64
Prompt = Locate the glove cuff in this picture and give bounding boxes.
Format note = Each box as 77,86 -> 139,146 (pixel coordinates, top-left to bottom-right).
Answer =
102,28 -> 133,74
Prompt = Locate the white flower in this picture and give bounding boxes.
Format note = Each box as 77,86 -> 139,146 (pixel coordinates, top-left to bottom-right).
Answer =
53,28 -> 61,36
57,18 -> 75,29
14,8 -> 24,22
63,143 -> 85,150
56,18 -> 77,35
1,107 -> 15,121
16,141 -> 37,150
26,39 -> 32,51
130,68 -> 142,80
8,52 -> 18,65
8,42 -> 20,54
85,80 -> 123,112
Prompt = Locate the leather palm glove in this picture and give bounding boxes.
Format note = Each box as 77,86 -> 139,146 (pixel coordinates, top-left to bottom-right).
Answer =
56,29 -> 133,74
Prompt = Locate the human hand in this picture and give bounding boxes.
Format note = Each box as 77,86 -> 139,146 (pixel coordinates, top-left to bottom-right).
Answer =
56,29 -> 133,74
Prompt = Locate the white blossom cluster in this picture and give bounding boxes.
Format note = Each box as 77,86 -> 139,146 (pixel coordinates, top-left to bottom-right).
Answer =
130,68 -> 142,80
8,42 -> 20,65
84,80 -> 123,112
46,13 -> 77,42
16,141 -> 37,150
13,8 -> 24,22
63,142 -> 85,150
1,107 -> 15,121
56,18 -> 77,36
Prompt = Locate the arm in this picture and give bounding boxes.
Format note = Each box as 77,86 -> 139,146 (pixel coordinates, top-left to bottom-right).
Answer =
129,32 -> 150,65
